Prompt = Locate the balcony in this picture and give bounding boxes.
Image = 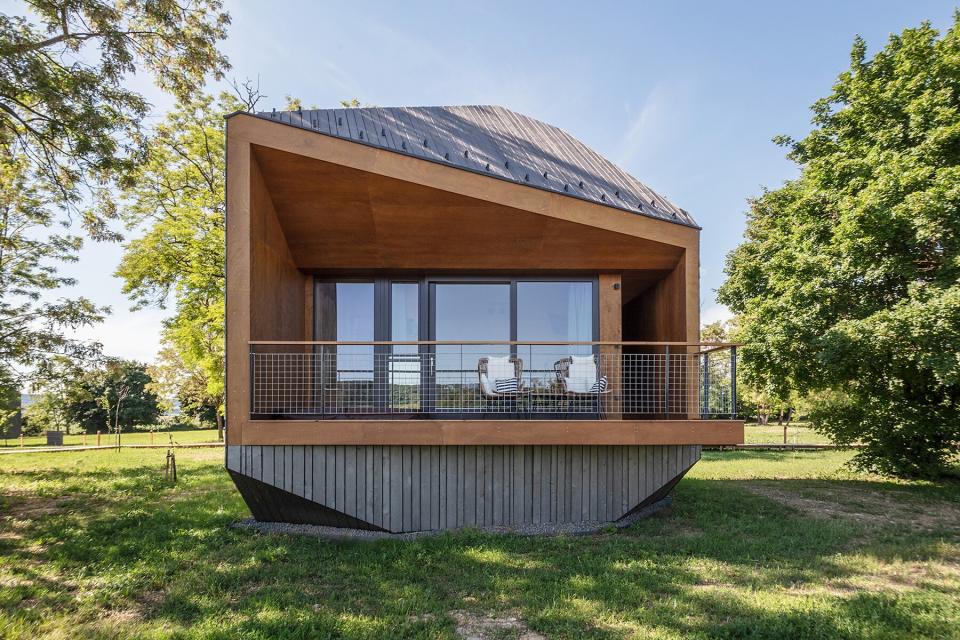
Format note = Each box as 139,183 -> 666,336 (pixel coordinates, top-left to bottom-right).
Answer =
249,341 -> 738,421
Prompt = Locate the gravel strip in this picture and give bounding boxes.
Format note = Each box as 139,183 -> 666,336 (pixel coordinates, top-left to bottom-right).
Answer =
231,495 -> 672,541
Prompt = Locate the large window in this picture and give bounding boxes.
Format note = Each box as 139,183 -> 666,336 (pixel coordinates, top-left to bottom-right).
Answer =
315,282 -> 375,387
315,277 -> 597,414
517,281 -> 594,380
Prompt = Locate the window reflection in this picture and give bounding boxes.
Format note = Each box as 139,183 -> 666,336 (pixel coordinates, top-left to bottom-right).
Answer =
517,281 -> 594,389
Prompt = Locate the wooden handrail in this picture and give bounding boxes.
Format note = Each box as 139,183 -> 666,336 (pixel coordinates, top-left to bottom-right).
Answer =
249,340 -> 741,347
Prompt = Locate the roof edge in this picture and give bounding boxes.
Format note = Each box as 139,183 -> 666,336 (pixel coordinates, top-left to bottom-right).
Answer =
226,109 -> 702,231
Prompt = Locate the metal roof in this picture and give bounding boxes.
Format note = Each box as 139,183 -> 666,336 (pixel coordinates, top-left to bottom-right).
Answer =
249,105 -> 698,228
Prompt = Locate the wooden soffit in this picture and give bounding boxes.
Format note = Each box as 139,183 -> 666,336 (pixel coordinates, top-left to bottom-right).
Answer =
230,114 -> 698,272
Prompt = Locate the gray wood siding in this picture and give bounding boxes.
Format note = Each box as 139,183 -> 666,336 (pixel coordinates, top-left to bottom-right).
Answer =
230,444 -> 700,533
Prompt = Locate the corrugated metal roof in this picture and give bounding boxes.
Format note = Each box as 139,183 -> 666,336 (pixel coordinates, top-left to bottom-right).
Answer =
251,105 -> 698,228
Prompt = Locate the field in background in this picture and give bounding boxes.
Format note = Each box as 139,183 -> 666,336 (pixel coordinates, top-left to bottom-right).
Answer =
0,428 -> 220,448
743,421 -> 834,445
1,447 -> 956,638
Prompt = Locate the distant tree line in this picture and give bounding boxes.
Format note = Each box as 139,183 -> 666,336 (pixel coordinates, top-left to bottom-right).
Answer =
23,356 -> 221,435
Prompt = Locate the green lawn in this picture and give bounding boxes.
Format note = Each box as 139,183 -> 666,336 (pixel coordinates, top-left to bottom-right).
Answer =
1,448 -> 957,639
0,428 -> 220,448
743,422 -> 835,445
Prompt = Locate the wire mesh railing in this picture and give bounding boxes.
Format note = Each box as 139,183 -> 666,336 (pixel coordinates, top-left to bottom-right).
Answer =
249,342 -> 738,420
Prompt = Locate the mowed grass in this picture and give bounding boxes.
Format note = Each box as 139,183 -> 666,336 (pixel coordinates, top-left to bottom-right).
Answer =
1,449 -> 957,639
0,429 -> 220,449
743,422 -> 834,445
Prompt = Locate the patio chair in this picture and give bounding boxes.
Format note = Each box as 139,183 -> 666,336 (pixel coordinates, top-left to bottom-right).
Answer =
554,354 -> 611,397
477,355 -> 525,400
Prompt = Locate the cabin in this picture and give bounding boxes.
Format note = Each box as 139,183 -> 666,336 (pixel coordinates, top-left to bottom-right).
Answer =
224,105 -> 743,532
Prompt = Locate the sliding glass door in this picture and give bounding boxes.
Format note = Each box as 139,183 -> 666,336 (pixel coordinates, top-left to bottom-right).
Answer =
517,281 -> 594,390
431,283 -> 511,412
315,276 -> 597,416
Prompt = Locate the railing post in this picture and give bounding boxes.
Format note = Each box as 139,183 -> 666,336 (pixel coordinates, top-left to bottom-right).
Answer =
663,345 -> 670,416
730,346 -> 738,418
249,350 -> 255,416
701,352 -> 710,418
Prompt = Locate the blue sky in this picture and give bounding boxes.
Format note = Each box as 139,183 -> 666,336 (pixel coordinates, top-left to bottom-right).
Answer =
48,0 -> 960,361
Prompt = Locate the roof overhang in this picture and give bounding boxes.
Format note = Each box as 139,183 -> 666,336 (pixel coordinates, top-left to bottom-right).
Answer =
228,113 -> 699,273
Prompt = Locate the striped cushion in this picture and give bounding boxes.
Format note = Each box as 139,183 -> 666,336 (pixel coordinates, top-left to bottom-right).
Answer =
494,377 -> 519,393
589,376 -> 608,393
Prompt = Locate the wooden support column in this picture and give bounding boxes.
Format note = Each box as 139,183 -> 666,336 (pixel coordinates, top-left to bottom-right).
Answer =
684,246 -> 701,419
599,273 -> 622,419
225,123 -> 252,446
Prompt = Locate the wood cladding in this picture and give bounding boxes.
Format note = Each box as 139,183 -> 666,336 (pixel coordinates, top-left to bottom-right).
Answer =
226,443 -> 702,532
226,112 -> 709,449
239,420 -> 744,446
251,144 -> 686,272
249,155 -> 308,342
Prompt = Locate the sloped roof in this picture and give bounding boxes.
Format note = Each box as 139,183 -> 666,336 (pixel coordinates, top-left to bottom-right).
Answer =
249,105 -> 697,228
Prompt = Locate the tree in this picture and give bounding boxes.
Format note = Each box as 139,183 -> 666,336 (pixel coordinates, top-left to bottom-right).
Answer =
148,343 -> 219,429
112,91 -> 255,437
0,0 -> 230,226
0,149 -> 104,385
718,18 -> 960,477
64,359 -> 159,433
22,354 -> 83,433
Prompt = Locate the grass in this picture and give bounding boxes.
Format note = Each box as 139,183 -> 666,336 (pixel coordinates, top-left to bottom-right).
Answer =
1,449 -> 957,639
0,428 -> 220,448
743,421 -> 834,445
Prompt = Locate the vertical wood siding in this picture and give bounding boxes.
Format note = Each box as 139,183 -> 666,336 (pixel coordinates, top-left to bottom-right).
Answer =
227,444 -> 700,533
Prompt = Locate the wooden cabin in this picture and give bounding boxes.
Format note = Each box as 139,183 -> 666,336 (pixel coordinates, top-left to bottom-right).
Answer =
224,105 -> 743,532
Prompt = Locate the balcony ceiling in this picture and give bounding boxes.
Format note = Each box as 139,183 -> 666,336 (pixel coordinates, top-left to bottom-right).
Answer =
251,105 -> 698,228
252,144 -> 686,273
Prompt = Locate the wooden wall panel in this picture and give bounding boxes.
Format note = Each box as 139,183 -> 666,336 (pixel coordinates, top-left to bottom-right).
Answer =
598,274 -> 622,419
250,144 -> 689,272
239,419 -> 743,446
229,444 -> 701,533
249,156 -> 308,342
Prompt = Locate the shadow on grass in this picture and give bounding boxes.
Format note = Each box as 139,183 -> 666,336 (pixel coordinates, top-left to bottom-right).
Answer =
1,459 -> 959,639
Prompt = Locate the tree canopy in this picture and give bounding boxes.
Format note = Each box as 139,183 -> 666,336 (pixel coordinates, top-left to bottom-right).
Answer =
0,149 -> 104,384
0,0 -> 230,227
718,17 -> 960,477
112,91 -> 254,435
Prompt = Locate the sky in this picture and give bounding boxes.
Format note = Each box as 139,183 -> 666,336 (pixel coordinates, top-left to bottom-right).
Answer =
36,0 -> 960,362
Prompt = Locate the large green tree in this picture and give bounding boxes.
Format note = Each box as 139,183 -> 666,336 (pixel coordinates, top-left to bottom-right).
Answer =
0,1 -> 231,392
113,91 -> 256,438
0,0 -> 230,227
718,18 -> 960,477
0,150 -> 104,384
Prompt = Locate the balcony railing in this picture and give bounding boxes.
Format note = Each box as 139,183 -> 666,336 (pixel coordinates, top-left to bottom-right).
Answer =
248,341 -> 738,420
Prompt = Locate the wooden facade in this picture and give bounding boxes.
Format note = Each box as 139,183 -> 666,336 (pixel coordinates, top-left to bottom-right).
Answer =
225,107 -> 742,532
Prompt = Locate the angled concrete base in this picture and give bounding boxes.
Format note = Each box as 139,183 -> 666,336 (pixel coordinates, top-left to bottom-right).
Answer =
227,444 -> 700,533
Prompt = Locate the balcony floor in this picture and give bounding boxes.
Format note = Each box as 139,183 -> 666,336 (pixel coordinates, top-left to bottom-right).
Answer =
237,418 -> 744,446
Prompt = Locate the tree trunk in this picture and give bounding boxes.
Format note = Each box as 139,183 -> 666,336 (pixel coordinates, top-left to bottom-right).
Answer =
216,412 -> 223,441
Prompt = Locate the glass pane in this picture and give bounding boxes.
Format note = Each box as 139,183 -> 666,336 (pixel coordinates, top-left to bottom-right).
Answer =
390,283 -> 420,411
391,283 -> 419,342
315,282 -> 374,413
517,281 -> 594,390
434,284 -> 510,341
434,283 -> 510,412
335,283 -> 374,342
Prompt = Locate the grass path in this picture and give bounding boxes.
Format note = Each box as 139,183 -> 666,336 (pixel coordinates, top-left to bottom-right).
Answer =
0,448 -> 957,639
